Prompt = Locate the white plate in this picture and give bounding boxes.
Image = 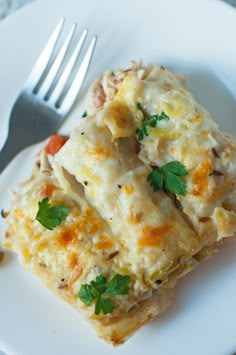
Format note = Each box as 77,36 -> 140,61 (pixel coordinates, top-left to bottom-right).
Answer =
0,0 -> 236,354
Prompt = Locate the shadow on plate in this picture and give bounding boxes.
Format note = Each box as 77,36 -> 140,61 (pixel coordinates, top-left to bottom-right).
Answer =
185,68 -> 236,132
149,239 -> 236,328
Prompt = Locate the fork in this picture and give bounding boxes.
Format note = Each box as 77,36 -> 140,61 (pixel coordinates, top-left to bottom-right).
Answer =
0,18 -> 96,174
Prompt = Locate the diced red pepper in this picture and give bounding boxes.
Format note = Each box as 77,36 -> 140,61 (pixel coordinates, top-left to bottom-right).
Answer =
44,134 -> 69,156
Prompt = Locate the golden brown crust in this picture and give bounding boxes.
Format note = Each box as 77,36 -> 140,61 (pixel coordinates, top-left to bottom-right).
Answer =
3,62 -> 236,346
88,288 -> 173,346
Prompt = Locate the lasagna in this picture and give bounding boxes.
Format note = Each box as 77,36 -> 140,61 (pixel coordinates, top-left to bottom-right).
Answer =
2,62 -> 236,345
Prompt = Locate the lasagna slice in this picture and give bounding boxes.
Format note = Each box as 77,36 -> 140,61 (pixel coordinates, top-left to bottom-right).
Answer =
85,62 -> 236,242
2,62 -> 236,346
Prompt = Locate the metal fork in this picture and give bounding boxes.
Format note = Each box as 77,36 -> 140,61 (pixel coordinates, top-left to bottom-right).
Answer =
0,18 -> 96,174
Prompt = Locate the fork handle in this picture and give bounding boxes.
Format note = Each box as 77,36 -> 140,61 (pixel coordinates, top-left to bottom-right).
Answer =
0,134 -> 27,175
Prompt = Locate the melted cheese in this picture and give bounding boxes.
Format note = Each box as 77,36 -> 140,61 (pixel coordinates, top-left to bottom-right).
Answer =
3,62 -> 236,346
56,119 -> 201,285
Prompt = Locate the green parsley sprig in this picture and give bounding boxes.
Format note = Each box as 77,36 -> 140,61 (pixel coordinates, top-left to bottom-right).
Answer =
147,161 -> 188,196
136,103 -> 169,141
35,197 -> 69,230
78,274 -> 131,315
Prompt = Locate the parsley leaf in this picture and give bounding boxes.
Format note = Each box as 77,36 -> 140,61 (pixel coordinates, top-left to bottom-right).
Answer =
35,197 -> 69,230
147,161 -> 188,196
95,295 -> 114,315
105,274 -> 131,296
78,284 -> 96,306
82,110 -> 87,118
162,160 -> 188,176
136,103 -> 170,141
78,274 -> 131,315
91,275 -> 107,294
147,169 -> 164,191
149,111 -> 169,123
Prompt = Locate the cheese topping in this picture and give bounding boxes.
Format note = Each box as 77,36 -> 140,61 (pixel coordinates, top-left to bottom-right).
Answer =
3,62 -> 236,346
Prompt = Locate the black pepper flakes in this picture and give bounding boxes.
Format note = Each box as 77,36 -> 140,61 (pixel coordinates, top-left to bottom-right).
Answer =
212,148 -> 220,158
5,232 -> 10,239
106,251 -> 119,260
57,284 -> 68,290
117,184 -> 122,189
155,279 -> 162,285
39,262 -> 47,268
1,209 -> 8,218
209,170 -> 224,176
0,251 -> 5,263
174,195 -> 182,210
84,181 -> 88,186
199,217 -> 210,223
150,164 -> 159,170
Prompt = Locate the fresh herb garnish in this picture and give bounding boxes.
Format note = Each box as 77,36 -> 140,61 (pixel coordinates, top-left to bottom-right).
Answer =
35,197 -> 69,230
136,103 -> 169,141
78,274 -> 131,315
82,110 -> 87,118
147,161 -> 188,196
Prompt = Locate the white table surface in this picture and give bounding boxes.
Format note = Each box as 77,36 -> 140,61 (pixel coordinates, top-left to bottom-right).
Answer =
0,0 -> 236,19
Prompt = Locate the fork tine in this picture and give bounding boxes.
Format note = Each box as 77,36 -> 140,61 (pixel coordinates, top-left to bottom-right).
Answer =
39,23 -> 77,99
25,18 -> 65,91
49,28 -> 88,105
59,35 -> 97,114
